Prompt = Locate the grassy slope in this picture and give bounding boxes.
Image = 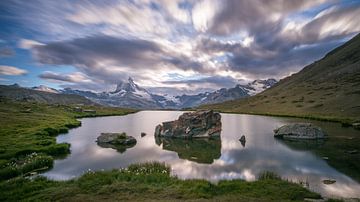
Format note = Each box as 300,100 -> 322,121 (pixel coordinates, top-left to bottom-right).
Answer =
0,162 -> 321,202
0,99 -> 137,179
199,33 -> 360,124
199,34 -> 360,183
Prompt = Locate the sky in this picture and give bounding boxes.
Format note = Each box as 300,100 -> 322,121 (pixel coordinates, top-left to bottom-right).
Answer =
0,0 -> 359,95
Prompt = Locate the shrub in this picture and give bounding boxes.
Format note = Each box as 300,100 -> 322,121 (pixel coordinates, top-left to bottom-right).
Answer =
0,153 -> 53,181
43,143 -> 70,156
126,162 -> 170,175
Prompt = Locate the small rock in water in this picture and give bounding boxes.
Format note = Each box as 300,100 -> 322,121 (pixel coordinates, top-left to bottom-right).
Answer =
141,132 -> 147,137
96,132 -> 137,153
97,132 -> 137,145
322,157 -> 329,160
239,135 -> 246,147
322,179 -> 336,184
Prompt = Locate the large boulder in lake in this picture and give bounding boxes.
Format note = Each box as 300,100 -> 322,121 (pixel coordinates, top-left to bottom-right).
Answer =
274,123 -> 327,140
154,110 -> 221,138
97,132 -> 137,153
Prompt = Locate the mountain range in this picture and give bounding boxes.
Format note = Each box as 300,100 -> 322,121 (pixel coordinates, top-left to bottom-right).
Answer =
27,77 -> 276,109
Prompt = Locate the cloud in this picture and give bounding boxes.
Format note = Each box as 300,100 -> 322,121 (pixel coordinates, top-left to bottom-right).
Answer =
19,39 -> 44,49
32,35 -> 206,84
163,75 -> 239,89
39,71 -> 110,91
201,0 -> 329,36
39,71 -> 92,83
194,2 -> 360,78
66,1 -> 171,37
0,47 -> 15,57
0,65 -> 27,75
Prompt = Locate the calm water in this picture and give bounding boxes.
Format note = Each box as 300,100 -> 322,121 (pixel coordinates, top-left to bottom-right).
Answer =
43,111 -> 360,198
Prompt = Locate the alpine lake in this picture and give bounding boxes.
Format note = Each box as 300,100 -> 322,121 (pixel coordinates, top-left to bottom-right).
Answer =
43,111 -> 360,199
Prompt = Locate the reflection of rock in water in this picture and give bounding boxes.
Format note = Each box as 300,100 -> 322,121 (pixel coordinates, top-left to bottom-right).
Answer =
276,138 -> 326,151
97,142 -> 136,153
155,137 -> 221,164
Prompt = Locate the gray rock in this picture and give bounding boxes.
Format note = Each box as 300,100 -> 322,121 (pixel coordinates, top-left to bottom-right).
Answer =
322,179 -> 336,184
154,110 -> 221,138
274,123 -> 327,140
97,132 -> 137,145
239,135 -> 246,147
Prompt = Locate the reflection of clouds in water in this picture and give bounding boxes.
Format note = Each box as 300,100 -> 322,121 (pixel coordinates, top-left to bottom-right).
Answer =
44,111 -> 360,198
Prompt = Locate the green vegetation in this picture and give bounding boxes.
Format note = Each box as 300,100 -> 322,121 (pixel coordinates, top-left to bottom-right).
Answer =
0,153 -> 53,180
0,99 -> 137,180
0,162 -> 322,201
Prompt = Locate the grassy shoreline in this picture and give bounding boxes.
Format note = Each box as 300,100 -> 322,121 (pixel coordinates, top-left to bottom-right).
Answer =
0,99 -> 137,180
0,162 -> 322,202
197,105 -> 359,128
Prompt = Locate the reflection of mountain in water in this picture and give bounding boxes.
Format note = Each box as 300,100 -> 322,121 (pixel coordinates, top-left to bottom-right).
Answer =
155,137 -> 221,164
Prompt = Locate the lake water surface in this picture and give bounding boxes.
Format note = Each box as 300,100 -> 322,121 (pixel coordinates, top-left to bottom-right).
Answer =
43,111 -> 360,198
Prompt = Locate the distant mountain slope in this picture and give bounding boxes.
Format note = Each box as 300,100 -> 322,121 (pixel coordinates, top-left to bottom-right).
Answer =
200,33 -> 360,121
175,79 -> 277,108
0,84 -> 94,105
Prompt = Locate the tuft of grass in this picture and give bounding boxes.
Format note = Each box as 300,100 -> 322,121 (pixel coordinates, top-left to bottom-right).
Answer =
0,153 -> 53,180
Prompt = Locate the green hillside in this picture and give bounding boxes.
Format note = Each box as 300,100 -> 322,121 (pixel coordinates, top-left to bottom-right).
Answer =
200,33 -> 360,123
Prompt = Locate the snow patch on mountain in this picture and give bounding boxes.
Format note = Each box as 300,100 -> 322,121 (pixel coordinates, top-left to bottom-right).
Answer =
31,85 -> 59,94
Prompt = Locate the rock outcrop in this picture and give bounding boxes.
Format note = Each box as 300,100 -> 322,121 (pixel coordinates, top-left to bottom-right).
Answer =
274,123 -> 327,140
154,110 -> 221,138
96,132 -> 137,153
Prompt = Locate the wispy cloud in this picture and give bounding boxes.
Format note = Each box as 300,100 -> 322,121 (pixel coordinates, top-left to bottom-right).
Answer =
0,65 -> 27,75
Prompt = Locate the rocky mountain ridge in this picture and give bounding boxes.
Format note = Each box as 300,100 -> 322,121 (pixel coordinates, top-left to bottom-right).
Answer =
29,77 -> 277,109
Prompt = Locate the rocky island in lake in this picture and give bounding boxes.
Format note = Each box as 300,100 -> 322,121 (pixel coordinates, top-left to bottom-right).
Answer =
154,110 -> 221,138
96,132 -> 137,153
